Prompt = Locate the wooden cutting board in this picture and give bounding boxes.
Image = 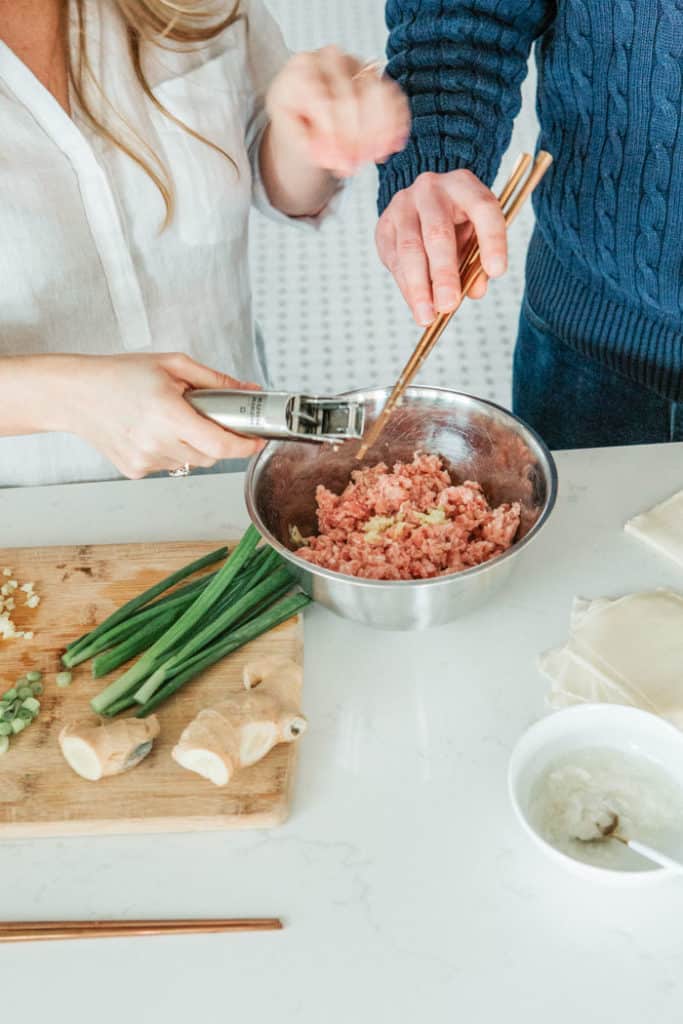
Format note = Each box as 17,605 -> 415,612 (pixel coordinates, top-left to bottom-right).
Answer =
0,541 -> 304,838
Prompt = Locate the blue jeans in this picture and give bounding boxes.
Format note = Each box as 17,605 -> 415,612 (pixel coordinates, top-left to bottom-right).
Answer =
512,299 -> 683,449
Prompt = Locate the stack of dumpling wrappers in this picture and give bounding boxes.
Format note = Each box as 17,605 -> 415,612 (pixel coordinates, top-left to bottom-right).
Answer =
540,490 -> 683,729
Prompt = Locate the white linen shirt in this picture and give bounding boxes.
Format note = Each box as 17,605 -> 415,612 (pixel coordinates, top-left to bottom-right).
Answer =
0,0 -> 327,487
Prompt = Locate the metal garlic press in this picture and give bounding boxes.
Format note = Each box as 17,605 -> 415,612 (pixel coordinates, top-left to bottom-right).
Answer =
186,389 -> 365,443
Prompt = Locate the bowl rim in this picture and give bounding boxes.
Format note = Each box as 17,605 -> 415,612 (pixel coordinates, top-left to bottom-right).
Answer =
508,704 -> 683,878
245,385 -> 559,589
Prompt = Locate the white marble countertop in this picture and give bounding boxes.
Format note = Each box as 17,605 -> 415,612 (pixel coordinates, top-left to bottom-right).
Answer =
2,445 -> 683,1023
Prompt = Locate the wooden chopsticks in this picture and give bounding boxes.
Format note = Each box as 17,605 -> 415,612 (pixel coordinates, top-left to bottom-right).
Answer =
0,918 -> 283,943
355,151 -> 553,460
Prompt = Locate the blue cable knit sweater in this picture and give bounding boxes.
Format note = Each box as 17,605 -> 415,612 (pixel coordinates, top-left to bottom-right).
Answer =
378,1 -> 683,401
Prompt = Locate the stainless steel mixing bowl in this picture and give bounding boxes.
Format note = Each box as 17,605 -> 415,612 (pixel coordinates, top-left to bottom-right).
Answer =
245,386 -> 557,630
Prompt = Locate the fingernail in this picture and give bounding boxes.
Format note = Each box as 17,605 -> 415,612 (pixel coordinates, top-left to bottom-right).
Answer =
487,254 -> 506,278
416,303 -> 435,325
434,288 -> 459,312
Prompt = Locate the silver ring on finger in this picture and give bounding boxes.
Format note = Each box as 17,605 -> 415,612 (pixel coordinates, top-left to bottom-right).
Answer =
168,462 -> 191,478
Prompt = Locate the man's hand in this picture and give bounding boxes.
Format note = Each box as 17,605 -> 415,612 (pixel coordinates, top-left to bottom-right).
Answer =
375,170 -> 508,325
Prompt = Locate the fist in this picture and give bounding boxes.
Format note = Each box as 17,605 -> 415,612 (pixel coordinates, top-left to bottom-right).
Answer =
266,46 -> 410,178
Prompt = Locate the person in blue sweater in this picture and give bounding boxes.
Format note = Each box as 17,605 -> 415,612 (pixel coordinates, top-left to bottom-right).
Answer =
376,1 -> 683,449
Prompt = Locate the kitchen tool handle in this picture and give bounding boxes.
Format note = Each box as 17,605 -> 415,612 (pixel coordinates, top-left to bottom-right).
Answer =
627,839 -> 683,874
186,389 -> 290,439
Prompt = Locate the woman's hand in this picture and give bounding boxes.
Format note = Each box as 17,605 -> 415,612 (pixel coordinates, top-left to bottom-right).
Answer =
266,47 -> 410,177
260,46 -> 410,217
375,170 -> 508,326
61,352 -> 263,479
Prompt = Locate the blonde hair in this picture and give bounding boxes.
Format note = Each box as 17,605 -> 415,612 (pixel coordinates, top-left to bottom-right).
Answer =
70,0 -> 242,226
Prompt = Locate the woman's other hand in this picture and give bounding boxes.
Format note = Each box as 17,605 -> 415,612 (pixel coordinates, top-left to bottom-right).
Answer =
375,170 -> 508,326
63,352 -> 263,479
265,46 -> 410,180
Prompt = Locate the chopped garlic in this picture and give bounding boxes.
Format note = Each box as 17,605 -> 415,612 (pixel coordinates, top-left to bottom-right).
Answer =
0,615 -> 17,640
0,573 -> 41,642
363,514 -> 398,543
289,525 -> 306,548
415,507 -> 447,526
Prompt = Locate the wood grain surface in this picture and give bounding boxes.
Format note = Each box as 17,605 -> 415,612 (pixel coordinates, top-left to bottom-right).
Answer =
0,541 -> 303,838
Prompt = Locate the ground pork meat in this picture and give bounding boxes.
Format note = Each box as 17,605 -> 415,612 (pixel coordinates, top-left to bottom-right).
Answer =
295,453 -> 521,580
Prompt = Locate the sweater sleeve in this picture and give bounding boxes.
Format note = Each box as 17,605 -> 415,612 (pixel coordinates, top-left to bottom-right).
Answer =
377,0 -> 554,213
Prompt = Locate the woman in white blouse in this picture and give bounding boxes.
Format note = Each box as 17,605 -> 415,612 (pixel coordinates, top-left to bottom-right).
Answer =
0,0 -> 408,487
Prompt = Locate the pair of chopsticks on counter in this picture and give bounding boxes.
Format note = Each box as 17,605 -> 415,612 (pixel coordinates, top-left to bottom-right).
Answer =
356,150 -> 553,459
0,917 -> 282,943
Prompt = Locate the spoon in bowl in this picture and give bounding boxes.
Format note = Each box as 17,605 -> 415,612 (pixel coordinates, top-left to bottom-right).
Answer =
577,812 -> 683,874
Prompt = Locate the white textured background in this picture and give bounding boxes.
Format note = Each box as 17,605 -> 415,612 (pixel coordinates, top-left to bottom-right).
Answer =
252,0 -> 540,405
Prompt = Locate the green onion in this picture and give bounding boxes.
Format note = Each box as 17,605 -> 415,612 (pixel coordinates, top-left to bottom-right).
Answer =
90,552 -> 274,679
133,565 -> 294,705
26,671 -> 42,683
133,570 -> 218,614
0,682 -> 44,751
77,600 -> 186,670
63,572 -> 220,669
90,528 -> 261,715
101,695 -> 138,718
64,546 -> 228,660
55,671 -> 72,688
91,606 -> 182,678
136,592 -> 310,717
30,682 -> 43,696
64,596 -> 190,668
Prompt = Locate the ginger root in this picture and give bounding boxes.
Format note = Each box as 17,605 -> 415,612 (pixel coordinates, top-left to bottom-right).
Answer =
59,715 -> 160,781
172,656 -> 306,786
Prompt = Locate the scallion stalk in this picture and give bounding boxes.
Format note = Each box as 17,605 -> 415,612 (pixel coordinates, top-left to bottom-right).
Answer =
63,580 -> 210,669
90,526 -> 261,715
92,550 -> 277,679
64,546 -> 228,660
91,607 -> 181,678
133,566 -> 294,705
135,592 -> 310,717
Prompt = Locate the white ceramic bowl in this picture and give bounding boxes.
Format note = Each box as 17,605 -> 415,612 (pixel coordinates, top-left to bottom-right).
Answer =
508,704 -> 683,885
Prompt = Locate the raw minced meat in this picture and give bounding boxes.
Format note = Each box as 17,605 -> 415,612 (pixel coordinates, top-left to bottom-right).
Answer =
294,453 -> 521,580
